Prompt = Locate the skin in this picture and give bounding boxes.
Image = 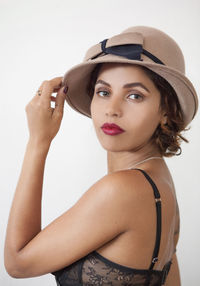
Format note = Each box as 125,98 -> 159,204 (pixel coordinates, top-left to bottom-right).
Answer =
4,66 -> 181,285
91,63 -> 181,284
90,63 -> 166,174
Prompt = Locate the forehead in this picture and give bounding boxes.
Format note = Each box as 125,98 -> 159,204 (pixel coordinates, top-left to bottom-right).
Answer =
96,63 -> 150,80
95,63 -> 158,91
99,62 -> 143,70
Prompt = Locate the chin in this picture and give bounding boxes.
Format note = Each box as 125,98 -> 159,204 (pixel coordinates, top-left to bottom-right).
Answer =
95,128 -> 147,152
101,144 -> 124,152
98,138 -> 136,152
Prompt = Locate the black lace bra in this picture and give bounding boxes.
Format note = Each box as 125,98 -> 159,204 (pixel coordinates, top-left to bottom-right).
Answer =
51,168 -> 174,285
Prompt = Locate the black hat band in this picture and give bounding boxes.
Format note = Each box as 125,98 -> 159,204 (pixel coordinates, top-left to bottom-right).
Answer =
91,38 -> 165,65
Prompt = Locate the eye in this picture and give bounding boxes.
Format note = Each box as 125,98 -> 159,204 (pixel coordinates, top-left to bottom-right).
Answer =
96,90 -> 109,97
128,92 -> 143,100
95,89 -> 144,101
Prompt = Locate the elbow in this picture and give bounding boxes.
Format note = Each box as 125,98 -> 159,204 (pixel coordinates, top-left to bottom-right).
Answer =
5,264 -> 32,279
4,256 -> 35,279
4,262 -> 23,278
4,253 -> 27,278
5,263 -> 30,278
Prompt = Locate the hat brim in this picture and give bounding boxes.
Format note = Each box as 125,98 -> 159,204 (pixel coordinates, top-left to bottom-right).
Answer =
62,55 -> 198,127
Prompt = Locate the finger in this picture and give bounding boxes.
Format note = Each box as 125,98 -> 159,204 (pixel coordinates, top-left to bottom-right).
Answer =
53,86 -> 66,115
50,96 -> 56,102
39,77 -> 63,108
31,81 -> 47,104
33,92 -> 58,103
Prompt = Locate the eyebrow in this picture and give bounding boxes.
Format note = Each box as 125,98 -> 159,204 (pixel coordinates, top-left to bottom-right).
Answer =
95,79 -> 150,93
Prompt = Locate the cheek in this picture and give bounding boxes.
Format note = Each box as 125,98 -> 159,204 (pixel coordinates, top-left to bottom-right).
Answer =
127,104 -> 161,138
90,97 -> 96,121
90,96 -> 103,121
90,98 -> 101,130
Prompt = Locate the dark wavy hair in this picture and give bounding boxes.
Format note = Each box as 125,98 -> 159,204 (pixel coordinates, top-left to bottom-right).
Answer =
86,63 -> 189,157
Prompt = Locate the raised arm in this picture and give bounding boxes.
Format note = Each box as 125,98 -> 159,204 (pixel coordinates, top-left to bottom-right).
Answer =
4,79 -> 129,278
4,77 -> 66,275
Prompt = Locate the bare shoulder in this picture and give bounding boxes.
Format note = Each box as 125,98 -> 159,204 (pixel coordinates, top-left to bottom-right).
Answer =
98,168 -> 176,217
98,168 -> 161,199
86,169 -> 159,213
85,169 -> 151,202
79,169 -> 151,224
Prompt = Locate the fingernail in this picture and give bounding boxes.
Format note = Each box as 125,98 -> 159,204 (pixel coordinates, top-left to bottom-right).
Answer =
63,86 -> 68,94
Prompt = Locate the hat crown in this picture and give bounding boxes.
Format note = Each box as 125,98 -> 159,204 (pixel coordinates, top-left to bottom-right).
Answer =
84,26 -> 185,74
120,26 -> 185,73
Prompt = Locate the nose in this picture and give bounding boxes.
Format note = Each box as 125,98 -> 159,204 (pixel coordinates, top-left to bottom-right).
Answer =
105,97 -> 122,117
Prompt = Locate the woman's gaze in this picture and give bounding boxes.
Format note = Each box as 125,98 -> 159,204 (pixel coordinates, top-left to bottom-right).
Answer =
95,89 -> 144,101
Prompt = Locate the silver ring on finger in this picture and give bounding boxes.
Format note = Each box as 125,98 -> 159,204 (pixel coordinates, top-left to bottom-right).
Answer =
36,89 -> 42,96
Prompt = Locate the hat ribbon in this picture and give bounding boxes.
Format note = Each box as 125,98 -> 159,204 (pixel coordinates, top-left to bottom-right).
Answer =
91,38 -> 164,65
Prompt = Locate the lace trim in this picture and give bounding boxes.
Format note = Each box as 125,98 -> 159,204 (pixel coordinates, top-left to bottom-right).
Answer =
52,251 -> 172,286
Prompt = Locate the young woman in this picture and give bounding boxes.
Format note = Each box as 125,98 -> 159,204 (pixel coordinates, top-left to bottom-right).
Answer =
4,26 -> 198,285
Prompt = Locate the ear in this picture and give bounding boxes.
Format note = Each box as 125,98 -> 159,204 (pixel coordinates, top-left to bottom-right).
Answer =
160,113 -> 167,125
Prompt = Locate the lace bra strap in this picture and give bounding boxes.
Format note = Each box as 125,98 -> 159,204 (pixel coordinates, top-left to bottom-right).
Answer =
133,168 -> 162,270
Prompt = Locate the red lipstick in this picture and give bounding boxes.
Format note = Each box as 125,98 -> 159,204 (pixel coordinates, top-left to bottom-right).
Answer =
101,123 -> 125,135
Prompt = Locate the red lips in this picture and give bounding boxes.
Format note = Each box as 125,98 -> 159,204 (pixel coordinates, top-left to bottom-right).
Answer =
101,123 -> 125,135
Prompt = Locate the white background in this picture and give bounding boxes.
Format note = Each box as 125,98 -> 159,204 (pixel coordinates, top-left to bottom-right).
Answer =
1,0 -> 199,285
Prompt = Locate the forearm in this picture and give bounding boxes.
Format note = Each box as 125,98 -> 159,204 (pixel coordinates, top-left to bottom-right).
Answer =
4,139 -> 51,265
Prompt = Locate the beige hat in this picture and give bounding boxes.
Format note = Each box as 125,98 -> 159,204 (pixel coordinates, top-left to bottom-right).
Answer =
62,26 -> 198,127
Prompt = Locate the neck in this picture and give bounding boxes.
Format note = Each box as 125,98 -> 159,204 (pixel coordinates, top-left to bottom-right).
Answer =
107,145 -> 162,174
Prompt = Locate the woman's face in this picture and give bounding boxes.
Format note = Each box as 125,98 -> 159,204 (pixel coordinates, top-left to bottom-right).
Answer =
90,63 -> 163,152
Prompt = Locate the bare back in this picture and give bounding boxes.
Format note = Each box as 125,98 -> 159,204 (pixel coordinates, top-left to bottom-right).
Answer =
95,163 -> 180,274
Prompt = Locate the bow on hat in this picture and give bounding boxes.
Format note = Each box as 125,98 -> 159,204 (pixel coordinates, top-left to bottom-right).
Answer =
84,32 -> 164,65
